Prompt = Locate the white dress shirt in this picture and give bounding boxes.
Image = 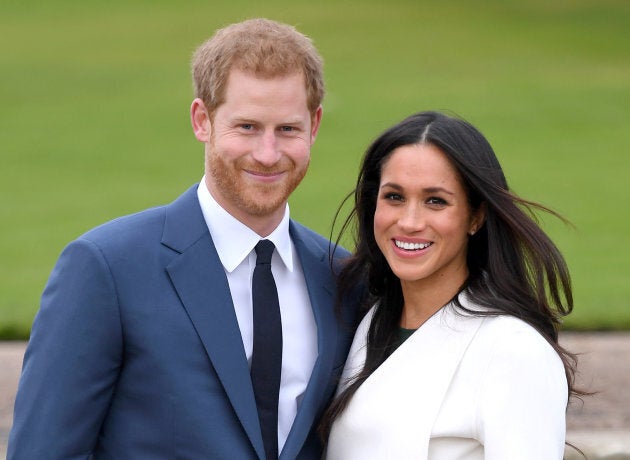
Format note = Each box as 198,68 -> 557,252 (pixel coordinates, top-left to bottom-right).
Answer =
196,178 -> 318,453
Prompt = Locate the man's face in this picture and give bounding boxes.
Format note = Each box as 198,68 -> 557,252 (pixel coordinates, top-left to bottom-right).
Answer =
203,69 -> 321,234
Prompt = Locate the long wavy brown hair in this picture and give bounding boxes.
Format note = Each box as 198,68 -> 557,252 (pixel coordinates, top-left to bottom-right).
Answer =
320,111 -> 582,442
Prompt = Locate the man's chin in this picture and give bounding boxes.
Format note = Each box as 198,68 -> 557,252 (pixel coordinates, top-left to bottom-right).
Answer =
245,198 -> 287,217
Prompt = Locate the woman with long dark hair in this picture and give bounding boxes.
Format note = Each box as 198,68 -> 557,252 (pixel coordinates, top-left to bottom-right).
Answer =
322,111 -> 578,459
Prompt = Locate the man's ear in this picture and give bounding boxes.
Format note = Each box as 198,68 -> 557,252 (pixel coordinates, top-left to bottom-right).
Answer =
309,105 -> 323,145
191,98 -> 211,142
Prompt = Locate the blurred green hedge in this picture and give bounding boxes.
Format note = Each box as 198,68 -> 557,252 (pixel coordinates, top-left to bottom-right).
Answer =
1,0 -> 629,338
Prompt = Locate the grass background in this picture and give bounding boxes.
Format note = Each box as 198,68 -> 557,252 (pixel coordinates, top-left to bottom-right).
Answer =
1,0 -> 629,338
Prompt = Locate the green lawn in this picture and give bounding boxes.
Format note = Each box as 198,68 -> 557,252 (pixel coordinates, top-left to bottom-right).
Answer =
1,0 -> 629,338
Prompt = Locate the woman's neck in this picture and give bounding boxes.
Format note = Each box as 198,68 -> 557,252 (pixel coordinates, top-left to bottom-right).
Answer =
399,272 -> 467,329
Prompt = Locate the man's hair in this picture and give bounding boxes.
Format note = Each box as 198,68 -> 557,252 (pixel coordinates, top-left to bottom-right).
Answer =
192,18 -> 324,119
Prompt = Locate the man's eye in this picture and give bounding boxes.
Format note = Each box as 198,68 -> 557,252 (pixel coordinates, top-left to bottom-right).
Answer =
240,124 -> 253,130
280,126 -> 295,132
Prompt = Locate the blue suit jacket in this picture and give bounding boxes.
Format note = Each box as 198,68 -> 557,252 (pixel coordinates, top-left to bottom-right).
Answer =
9,185 -> 360,459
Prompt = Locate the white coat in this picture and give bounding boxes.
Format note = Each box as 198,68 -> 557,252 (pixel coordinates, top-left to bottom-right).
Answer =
326,294 -> 568,459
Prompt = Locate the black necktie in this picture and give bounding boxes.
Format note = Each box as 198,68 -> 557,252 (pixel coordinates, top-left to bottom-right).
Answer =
251,240 -> 282,460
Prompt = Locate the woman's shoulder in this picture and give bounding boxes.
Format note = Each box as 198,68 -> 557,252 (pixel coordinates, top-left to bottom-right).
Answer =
482,314 -> 550,346
470,314 -> 564,379
456,294 -> 555,355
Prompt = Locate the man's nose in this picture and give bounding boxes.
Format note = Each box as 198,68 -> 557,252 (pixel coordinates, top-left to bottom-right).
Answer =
252,130 -> 281,166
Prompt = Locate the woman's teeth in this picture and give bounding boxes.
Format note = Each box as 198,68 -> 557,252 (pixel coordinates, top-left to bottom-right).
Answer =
395,240 -> 432,250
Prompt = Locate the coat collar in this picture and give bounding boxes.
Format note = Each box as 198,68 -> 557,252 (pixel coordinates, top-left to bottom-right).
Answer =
329,297 -> 486,458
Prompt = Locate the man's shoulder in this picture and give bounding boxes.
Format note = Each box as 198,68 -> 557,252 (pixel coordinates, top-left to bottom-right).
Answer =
289,220 -> 350,259
76,184 -> 199,251
80,203 -> 168,243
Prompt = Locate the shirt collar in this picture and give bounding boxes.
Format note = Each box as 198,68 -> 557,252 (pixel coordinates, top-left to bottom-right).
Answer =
196,177 -> 294,273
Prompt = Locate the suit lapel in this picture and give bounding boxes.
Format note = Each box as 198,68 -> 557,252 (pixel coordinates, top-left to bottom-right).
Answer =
280,223 -> 338,460
162,186 -> 265,460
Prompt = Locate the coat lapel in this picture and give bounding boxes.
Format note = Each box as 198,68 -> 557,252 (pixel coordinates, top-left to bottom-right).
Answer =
280,222 -> 338,460
329,301 -> 485,459
391,306 -> 485,457
162,186 -> 264,460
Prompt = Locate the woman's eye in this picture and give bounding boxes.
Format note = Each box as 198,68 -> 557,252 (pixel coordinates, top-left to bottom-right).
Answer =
383,192 -> 403,201
427,197 -> 447,206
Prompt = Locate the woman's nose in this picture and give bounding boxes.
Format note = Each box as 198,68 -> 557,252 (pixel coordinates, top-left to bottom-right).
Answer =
398,205 -> 426,232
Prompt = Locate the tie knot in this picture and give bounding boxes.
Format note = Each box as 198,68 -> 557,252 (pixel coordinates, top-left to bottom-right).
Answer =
255,240 -> 275,265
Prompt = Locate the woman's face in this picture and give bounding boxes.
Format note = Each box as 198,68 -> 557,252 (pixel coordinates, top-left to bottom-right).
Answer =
373,143 -> 483,292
